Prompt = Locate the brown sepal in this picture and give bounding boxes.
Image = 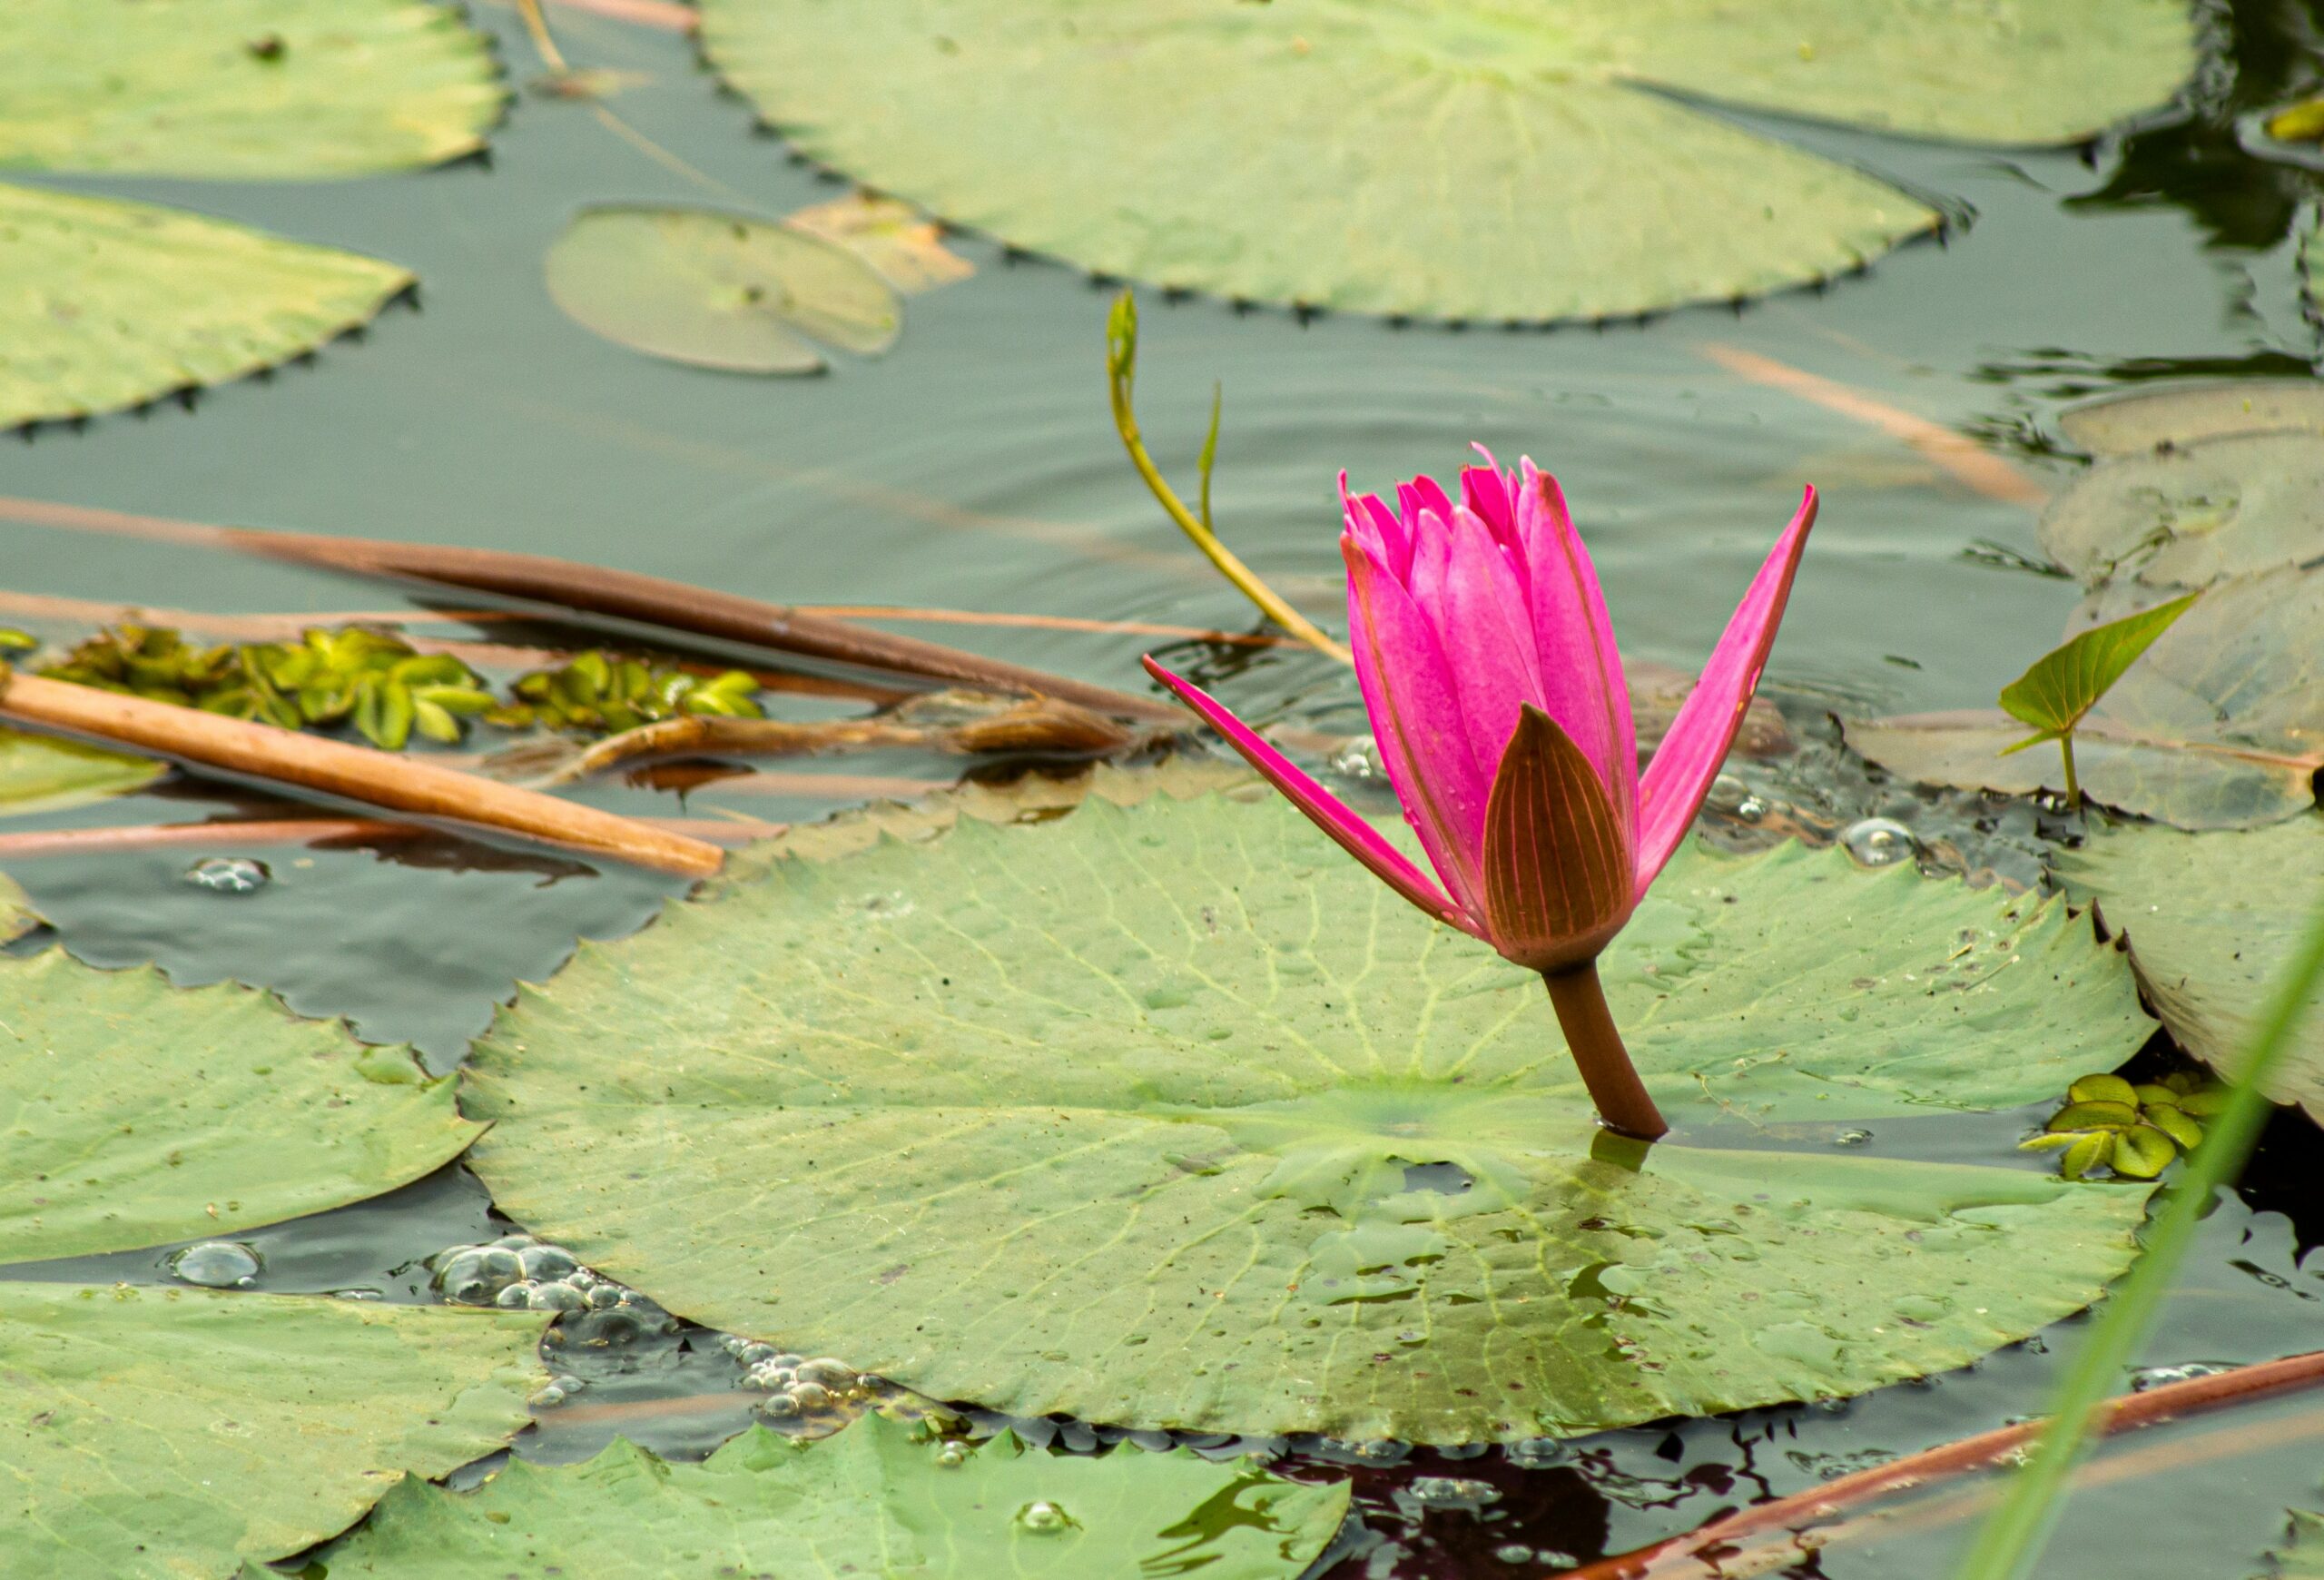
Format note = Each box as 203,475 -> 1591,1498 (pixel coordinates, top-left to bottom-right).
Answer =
1481,705 -> 1634,973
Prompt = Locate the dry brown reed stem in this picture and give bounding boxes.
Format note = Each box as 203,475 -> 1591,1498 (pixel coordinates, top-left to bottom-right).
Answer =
1564,1347 -> 2324,1580
0,670 -> 726,878
646,767 -> 954,802
0,496 -> 1182,723
540,0 -> 694,29
1699,344 -> 2050,508
0,815 -> 781,861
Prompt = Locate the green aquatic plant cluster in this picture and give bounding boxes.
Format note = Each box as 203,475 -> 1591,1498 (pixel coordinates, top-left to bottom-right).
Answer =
2020,1071 -> 2227,1180
31,623 -> 763,750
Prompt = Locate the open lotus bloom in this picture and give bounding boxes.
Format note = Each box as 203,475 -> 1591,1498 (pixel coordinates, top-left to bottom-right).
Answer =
1144,453 -> 1816,1140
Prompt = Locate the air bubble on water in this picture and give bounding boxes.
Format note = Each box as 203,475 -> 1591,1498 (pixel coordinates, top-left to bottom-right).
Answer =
791,1382 -> 834,1412
2132,1362 -> 2232,1390
1842,817 -> 1917,867
519,1245 -> 578,1281
1330,735 -> 1384,781
739,1342 -> 778,1367
528,1281 -> 586,1313
1505,1437 -> 1568,1469
1407,1476 -> 1501,1512
1015,1500 -> 1071,1535
798,1357 -> 856,1389
182,856 -> 269,894
1495,1545 -> 1536,1565
936,1441 -> 969,1467
759,1390 -> 802,1417
170,1240 -> 261,1289
1833,1128 -> 1874,1147
529,1385 -> 567,1409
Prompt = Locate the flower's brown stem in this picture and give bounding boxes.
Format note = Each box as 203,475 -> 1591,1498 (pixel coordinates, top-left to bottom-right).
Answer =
1543,961 -> 1667,1141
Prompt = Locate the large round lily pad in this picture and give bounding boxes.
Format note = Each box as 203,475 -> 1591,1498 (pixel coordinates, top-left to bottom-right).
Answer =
0,183 -> 414,429
0,950 -> 482,1266
468,775 -> 2155,1443
0,1283 -> 544,1580
2056,379 -> 2324,459
2040,429 -> 2324,592
0,0 -> 502,179
696,0 -> 2191,321
545,205 -> 902,375
2060,816 -> 2324,1124
265,1413 -> 1348,1580
0,726 -> 164,815
1845,568 -> 2324,829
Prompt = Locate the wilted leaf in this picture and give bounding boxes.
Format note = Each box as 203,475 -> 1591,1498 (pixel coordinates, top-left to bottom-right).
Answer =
0,1284 -> 543,1580
783,193 -> 974,294
545,205 -> 901,375
1845,568 -> 2324,829
696,0 -> 2190,321
1997,590 -> 2199,740
0,183 -> 413,429
468,775 -> 2154,1443
0,0 -> 502,178
2060,817 -> 2324,1124
0,726 -> 162,815
0,952 -> 483,1265
265,1414 -> 1345,1580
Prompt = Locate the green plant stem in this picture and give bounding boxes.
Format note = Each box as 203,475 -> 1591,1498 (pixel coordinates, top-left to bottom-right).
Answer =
1106,295 -> 1352,666
2058,732 -> 2081,807
1542,961 -> 1668,1141
1953,887 -> 2324,1580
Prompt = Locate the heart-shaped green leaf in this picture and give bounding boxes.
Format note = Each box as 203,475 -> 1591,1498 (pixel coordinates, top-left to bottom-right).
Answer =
1998,591 -> 2201,741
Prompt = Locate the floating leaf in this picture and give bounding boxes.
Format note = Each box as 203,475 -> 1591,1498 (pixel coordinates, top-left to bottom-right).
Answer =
0,952 -> 483,1265
0,0 -> 502,178
545,205 -> 902,375
0,726 -> 162,815
0,183 -> 413,429
697,0 -> 2191,321
0,871 -> 34,946
2267,1507 -> 2324,1578
2055,379 -> 2324,459
2040,429 -> 2324,592
0,1283 -> 543,1580
468,775 -> 2154,1442
1846,568 -> 2324,829
2060,817 -> 2324,1125
1997,591 -> 2199,745
783,192 -> 975,293
265,1413 -> 1345,1580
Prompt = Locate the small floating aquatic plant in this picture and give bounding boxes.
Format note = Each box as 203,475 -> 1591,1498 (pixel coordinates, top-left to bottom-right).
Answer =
1146,454 -> 1815,1140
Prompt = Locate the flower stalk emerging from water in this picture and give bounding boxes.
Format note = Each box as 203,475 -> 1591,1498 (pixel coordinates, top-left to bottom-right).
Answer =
1146,454 -> 1816,1141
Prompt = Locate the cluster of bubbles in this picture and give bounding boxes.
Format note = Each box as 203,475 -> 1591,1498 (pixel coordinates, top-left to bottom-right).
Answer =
182,856 -> 269,895
720,1336 -> 895,1427
429,1234 -> 677,1354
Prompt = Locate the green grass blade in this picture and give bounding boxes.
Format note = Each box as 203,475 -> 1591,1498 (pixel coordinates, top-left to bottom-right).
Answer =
1996,590 -> 2200,734
1952,880 -> 2324,1580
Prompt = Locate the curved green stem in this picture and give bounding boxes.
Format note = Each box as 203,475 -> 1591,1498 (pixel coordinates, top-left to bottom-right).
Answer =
1106,292 -> 1352,666
1543,961 -> 1667,1141
2058,732 -> 2081,807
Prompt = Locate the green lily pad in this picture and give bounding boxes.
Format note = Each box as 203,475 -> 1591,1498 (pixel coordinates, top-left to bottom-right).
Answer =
2060,817 -> 2324,1124
696,0 -> 2191,321
0,726 -> 164,816
0,183 -> 414,430
0,951 -> 484,1266
2040,429 -> 2324,593
0,1283 -> 544,1580
0,0 -> 501,179
545,205 -> 902,375
261,1413 -> 1346,1580
2056,380 -> 2324,459
2267,1508 -> 2324,1578
1844,568 -> 2324,829
468,775 -> 2154,1443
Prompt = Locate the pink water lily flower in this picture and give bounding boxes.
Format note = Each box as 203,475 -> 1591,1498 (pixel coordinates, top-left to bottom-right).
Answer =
1144,453 -> 1816,1141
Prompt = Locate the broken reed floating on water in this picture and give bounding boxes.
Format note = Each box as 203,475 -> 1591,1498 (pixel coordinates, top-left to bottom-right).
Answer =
0,495 -> 1184,723
0,667 -> 725,879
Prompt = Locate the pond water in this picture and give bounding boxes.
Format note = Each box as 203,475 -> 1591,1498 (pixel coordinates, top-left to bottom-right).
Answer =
5,2 -> 2324,1576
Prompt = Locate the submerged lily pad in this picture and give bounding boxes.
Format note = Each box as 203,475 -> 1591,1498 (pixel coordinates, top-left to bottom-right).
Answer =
0,952 -> 482,1266
2055,379 -> 2324,459
0,183 -> 413,429
1846,568 -> 2324,829
545,205 -> 902,375
0,1283 -> 544,1580
697,0 -> 2191,321
0,726 -> 164,815
468,775 -> 2154,1442
2060,817 -> 2324,1124
267,1413 -> 1346,1579
2040,429 -> 2324,592
0,0 -> 502,178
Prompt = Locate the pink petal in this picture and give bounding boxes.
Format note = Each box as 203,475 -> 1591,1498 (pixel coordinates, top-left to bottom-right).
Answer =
1141,657 -> 1474,933
1400,474 -> 1455,535
1344,537 -> 1493,915
1460,459 -> 1520,552
1340,472 -> 1411,582
1633,487 -> 1818,894
1514,459 -> 1637,834
1433,508 -> 1548,769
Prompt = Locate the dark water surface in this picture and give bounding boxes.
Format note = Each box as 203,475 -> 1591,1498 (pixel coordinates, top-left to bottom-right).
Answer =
6,1 -> 2324,1575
